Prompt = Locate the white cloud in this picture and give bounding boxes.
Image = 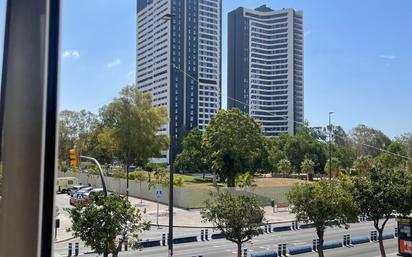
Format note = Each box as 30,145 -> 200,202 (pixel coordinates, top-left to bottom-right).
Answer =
379,54 -> 397,60
106,58 -> 121,68
62,50 -> 80,58
304,29 -> 312,37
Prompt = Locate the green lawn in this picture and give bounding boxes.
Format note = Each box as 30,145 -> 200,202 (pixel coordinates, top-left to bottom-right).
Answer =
173,174 -> 228,188
173,174 -> 305,189
174,174 -> 212,183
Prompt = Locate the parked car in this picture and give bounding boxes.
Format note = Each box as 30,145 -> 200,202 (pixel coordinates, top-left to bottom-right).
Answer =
87,188 -> 104,198
69,187 -> 94,206
67,184 -> 87,196
56,177 -> 78,193
82,188 -> 105,204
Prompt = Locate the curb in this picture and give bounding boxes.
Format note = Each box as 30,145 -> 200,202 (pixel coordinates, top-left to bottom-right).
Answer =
54,236 -> 75,244
149,219 -> 296,229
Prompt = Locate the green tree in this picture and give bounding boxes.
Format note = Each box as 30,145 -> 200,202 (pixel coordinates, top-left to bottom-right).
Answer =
266,137 -> 287,175
350,124 -> 391,157
58,110 -> 99,163
334,146 -> 356,169
287,180 -> 358,257
300,158 -> 314,174
67,193 -> 149,257
277,159 -> 292,177
325,157 -> 341,177
300,158 -> 315,180
201,192 -> 264,257
174,128 -> 206,175
202,109 -> 264,187
353,155 -> 374,176
352,167 -> 410,257
333,125 -> 351,148
378,141 -> 408,169
407,160 -> 412,173
148,168 -> 169,188
283,125 -> 328,173
100,85 -> 168,169
283,136 -> 306,172
235,171 -> 256,189
87,127 -> 118,165
397,133 -> 412,158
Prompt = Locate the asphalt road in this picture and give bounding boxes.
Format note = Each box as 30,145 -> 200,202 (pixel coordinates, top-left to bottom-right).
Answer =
54,219 -> 398,257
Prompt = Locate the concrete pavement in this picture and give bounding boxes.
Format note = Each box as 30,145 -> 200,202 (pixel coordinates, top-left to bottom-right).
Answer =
55,193 -> 296,242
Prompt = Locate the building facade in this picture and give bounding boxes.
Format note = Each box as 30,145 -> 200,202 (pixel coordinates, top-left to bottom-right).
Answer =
228,5 -> 304,136
136,0 -> 222,162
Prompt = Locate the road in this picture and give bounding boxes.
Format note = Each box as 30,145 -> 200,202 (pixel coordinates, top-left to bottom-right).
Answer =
54,218 -> 398,257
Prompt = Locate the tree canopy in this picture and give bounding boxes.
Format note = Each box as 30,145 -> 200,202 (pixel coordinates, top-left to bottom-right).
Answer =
352,167 -> 411,257
202,109 -> 264,187
201,191 -> 264,257
67,193 -> 149,257
350,124 -> 391,157
300,158 -> 315,176
287,179 -> 358,257
174,128 -> 205,173
274,125 -> 327,173
58,110 -> 98,166
99,85 -> 168,167
277,159 -> 292,176
377,141 -> 408,169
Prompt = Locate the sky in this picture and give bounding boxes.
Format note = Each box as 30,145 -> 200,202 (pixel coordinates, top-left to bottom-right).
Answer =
0,0 -> 411,138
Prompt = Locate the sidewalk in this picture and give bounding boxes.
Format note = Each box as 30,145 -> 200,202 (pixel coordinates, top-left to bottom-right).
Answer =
129,197 -> 296,227
54,194 -> 296,244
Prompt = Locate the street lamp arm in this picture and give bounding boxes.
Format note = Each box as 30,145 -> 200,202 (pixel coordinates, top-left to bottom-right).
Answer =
80,155 -> 108,198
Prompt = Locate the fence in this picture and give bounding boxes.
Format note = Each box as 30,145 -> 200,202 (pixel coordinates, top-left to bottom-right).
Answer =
58,172 -> 292,209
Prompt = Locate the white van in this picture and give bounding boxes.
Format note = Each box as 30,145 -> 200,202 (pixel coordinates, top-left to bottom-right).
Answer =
56,177 -> 79,193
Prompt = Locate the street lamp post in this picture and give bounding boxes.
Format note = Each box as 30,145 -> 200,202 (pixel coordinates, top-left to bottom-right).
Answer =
328,112 -> 334,180
80,155 -> 108,198
161,12 -> 175,257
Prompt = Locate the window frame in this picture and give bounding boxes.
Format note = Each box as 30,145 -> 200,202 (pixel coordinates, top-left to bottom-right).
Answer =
0,1 -> 60,257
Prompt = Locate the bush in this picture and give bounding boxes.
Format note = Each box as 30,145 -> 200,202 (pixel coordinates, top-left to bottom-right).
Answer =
145,162 -> 167,172
70,166 -> 81,174
174,176 -> 184,187
133,168 -> 148,182
112,167 -> 126,179
127,172 -> 136,180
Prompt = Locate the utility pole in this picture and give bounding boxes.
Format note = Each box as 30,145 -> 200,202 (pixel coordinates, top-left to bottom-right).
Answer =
328,112 -> 334,180
161,13 -> 175,257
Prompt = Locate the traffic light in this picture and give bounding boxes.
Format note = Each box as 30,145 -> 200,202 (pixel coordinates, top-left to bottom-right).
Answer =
69,149 -> 78,167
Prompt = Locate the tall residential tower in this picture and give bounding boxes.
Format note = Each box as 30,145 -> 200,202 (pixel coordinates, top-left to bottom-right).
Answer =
136,0 -> 222,162
228,5 -> 304,136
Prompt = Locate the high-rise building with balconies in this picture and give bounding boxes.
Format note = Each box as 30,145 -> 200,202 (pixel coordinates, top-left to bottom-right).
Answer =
136,0 -> 222,162
228,5 -> 303,136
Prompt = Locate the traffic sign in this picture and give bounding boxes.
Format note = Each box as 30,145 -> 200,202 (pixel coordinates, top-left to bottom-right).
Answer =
155,190 -> 163,199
